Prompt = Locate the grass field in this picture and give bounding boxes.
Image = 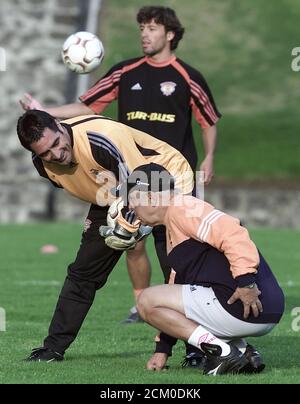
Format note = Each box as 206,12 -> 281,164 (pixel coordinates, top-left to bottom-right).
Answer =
1,0 -> 299,386
93,0 -> 300,180
0,224 -> 299,384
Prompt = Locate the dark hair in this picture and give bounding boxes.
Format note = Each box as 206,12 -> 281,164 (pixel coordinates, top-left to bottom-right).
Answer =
137,6 -> 184,50
17,110 -> 60,151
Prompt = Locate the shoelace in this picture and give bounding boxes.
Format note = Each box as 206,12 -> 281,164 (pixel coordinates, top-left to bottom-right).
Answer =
181,353 -> 206,368
29,347 -> 63,359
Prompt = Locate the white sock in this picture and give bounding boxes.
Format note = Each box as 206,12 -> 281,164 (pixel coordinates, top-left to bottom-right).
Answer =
130,306 -> 137,314
230,338 -> 247,354
188,325 -> 231,357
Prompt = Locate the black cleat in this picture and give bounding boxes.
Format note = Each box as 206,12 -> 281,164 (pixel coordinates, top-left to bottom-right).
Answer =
120,307 -> 144,324
26,347 -> 64,362
242,343 -> 265,373
181,351 -> 207,370
202,343 -> 249,376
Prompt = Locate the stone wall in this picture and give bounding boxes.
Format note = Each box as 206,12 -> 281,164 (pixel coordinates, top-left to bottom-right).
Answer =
0,0 -> 88,223
205,183 -> 300,229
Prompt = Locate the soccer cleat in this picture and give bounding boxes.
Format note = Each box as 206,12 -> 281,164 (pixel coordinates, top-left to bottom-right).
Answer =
26,347 -> 64,362
181,351 -> 207,370
242,343 -> 265,373
120,306 -> 144,324
202,343 -> 249,376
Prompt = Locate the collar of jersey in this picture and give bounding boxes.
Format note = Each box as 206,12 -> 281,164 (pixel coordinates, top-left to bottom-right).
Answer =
145,55 -> 176,68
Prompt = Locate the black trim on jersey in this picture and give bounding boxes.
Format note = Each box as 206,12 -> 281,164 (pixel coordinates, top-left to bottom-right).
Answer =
87,132 -> 130,182
89,142 -> 120,182
134,142 -> 160,156
68,116 -> 112,128
32,154 -> 62,188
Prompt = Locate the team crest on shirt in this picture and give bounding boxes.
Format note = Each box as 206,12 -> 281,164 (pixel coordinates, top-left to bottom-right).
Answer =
160,81 -> 177,96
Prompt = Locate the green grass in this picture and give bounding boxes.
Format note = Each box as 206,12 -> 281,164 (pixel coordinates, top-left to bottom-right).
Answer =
91,0 -> 300,180
0,224 -> 299,384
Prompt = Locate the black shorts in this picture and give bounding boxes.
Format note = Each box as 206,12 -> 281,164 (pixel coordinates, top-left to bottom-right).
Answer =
67,204 -> 123,288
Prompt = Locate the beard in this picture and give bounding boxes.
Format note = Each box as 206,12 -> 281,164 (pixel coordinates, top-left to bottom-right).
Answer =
142,41 -> 166,57
143,48 -> 157,57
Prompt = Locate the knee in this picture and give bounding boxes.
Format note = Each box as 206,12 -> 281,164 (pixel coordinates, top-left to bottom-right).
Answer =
136,289 -> 152,320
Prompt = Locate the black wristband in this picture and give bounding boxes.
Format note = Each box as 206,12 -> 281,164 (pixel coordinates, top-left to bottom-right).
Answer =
236,273 -> 256,288
154,333 -> 177,356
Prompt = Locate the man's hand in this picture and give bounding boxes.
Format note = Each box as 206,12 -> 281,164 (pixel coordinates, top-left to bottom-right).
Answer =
199,154 -> 214,185
19,93 -> 45,111
99,225 -> 137,250
146,353 -> 169,371
228,285 -> 263,319
101,198 -> 147,250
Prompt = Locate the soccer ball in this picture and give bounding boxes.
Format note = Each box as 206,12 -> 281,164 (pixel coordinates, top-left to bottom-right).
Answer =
61,31 -> 104,74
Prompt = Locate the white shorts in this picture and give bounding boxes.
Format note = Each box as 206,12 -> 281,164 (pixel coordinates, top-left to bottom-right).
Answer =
182,285 -> 275,339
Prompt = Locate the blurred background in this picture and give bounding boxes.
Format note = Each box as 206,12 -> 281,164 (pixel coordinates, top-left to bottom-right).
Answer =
1,0 -> 300,226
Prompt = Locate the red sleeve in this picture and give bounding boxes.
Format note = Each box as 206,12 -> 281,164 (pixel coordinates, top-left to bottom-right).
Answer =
189,71 -> 221,128
79,65 -> 122,113
172,59 -> 221,128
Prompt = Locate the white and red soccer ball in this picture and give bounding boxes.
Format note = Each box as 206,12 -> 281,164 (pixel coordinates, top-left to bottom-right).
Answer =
61,31 -> 104,74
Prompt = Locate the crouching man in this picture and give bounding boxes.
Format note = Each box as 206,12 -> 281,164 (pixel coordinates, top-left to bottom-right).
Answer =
115,163 -> 285,375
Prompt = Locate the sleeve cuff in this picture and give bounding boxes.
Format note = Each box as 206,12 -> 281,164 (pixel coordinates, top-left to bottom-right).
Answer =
236,273 -> 256,288
154,333 -> 177,356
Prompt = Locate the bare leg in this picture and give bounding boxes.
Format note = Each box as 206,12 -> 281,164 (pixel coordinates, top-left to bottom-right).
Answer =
138,285 -> 250,375
137,284 -> 231,355
126,239 -> 151,302
137,284 -> 198,340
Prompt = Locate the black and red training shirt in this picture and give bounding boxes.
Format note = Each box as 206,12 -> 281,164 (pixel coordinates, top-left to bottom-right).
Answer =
80,55 -> 221,170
